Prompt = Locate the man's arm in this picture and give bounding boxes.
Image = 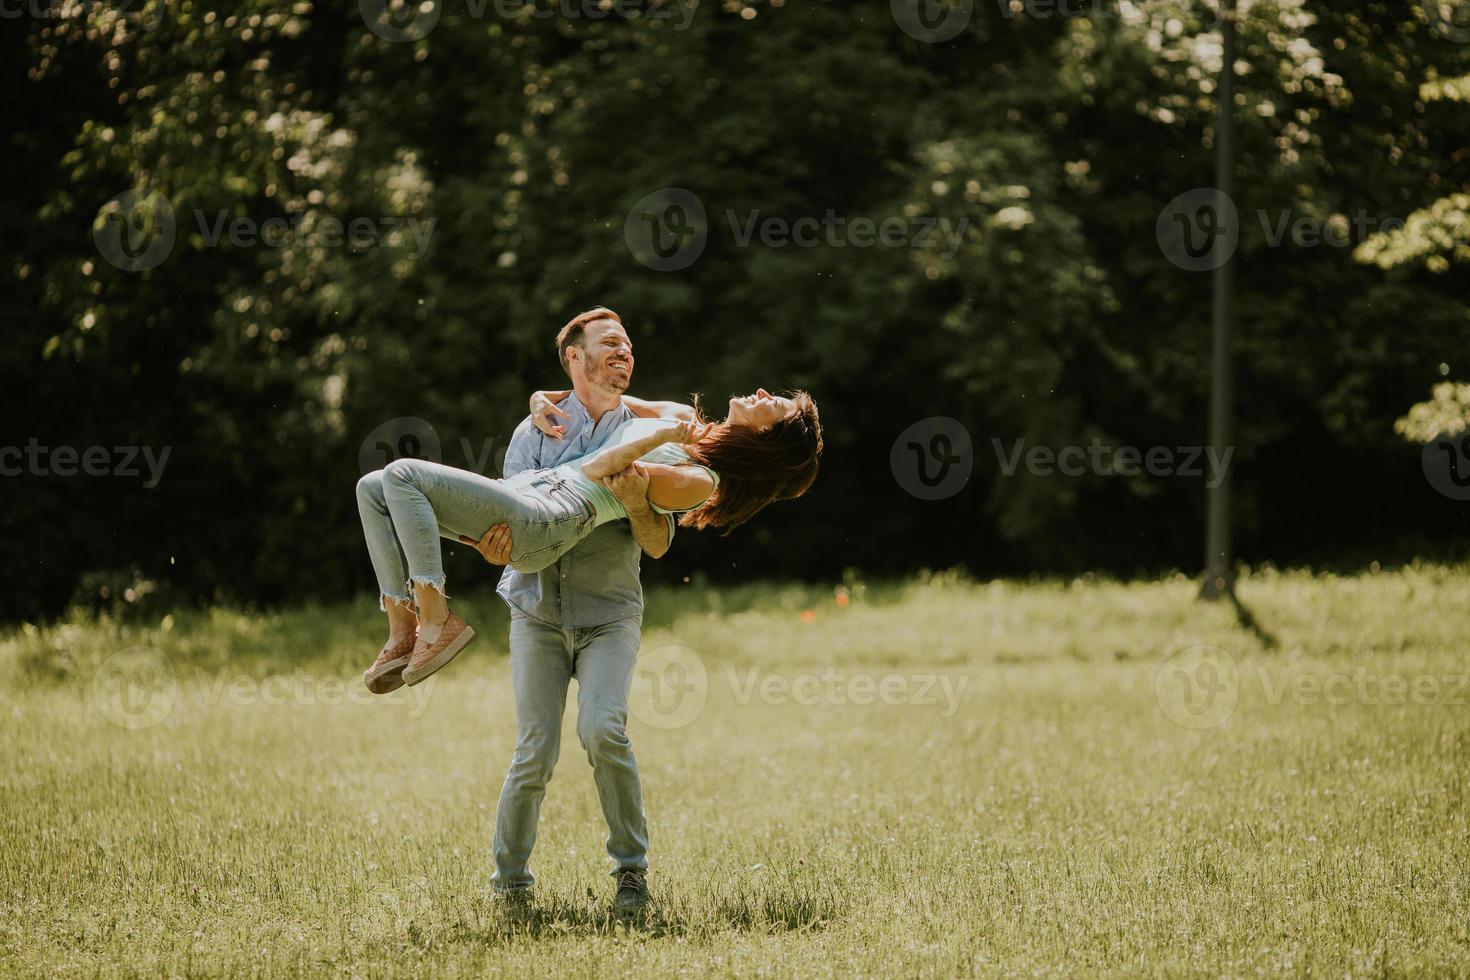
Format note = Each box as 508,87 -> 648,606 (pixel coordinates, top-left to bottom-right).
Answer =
622,395 -> 695,422
529,389 -> 693,438
626,498 -> 675,560
601,462 -> 675,559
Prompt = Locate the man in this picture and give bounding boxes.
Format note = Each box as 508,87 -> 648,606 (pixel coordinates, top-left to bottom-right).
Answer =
465,307 -> 676,915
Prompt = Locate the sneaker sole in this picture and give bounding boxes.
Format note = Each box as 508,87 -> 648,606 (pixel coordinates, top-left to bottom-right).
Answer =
363,655 -> 410,695
402,626 -> 476,686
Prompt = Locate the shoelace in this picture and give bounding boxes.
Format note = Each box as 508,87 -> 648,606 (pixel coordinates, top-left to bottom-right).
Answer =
615,870 -> 646,894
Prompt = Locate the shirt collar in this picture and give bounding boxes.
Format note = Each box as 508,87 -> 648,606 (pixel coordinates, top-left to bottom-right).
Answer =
566,392 -> 629,438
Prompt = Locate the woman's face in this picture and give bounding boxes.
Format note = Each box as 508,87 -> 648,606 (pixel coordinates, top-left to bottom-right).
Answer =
727,388 -> 793,429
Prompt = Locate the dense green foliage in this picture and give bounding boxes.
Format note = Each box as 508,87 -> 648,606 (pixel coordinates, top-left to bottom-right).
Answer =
4,0 -> 1468,619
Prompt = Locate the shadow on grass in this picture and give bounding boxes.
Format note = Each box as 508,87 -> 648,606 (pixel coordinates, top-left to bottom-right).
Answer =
1228,589 -> 1279,650
446,882 -> 840,944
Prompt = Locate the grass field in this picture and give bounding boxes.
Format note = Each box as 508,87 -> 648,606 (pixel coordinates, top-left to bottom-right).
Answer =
3,566 -> 1468,976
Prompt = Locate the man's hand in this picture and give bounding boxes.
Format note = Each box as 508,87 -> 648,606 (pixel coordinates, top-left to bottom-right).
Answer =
607,462 -> 672,559
458,524 -> 512,565
601,461 -> 650,510
530,391 -> 572,440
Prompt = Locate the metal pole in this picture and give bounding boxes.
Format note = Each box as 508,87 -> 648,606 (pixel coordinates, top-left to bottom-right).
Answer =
1200,0 -> 1236,601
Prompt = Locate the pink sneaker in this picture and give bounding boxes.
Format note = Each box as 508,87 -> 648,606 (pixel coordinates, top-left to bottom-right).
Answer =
402,612 -> 476,686
363,633 -> 416,695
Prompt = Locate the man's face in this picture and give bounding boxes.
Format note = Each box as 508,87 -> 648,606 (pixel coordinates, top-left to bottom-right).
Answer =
570,319 -> 633,394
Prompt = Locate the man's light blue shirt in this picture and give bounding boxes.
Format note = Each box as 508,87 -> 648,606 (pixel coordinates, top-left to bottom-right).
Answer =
495,394 -> 674,628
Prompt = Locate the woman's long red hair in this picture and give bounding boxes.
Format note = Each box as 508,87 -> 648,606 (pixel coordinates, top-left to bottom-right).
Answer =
680,390 -> 823,533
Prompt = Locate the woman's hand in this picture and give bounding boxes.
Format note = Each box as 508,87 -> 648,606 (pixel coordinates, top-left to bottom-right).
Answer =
661,421 -> 710,445
583,420 -> 708,480
530,390 -> 572,440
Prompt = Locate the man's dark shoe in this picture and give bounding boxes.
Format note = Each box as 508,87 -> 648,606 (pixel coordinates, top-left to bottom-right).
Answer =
613,869 -> 649,916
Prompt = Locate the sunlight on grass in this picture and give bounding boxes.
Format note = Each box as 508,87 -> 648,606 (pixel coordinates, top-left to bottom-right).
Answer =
2,566 -> 1467,974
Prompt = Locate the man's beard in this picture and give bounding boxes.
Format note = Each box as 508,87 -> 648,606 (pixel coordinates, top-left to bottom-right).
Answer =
587,360 -> 631,393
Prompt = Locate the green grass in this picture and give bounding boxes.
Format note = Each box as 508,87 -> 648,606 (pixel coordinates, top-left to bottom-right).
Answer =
2,565 -> 1468,976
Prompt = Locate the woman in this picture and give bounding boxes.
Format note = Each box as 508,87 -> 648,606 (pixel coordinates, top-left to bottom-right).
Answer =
356,388 -> 822,693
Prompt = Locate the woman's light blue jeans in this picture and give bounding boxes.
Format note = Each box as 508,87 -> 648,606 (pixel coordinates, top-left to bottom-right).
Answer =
356,459 -> 596,605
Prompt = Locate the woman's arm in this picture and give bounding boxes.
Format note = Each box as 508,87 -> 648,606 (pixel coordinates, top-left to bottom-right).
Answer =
641,462 -> 717,513
529,389 -> 573,439
528,389 -> 694,438
622,395 -> 696,422
532,388 -> 572,405
581,421 -> 698,481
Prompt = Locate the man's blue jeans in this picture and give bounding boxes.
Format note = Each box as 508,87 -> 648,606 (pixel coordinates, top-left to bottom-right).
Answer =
491,610 -> 649,891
